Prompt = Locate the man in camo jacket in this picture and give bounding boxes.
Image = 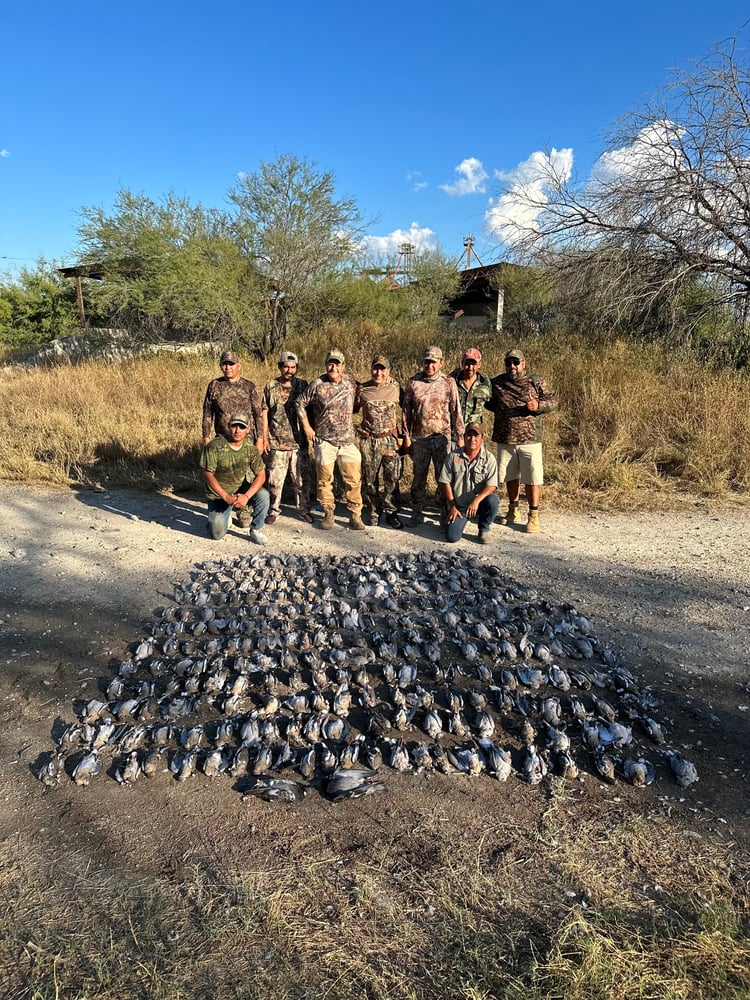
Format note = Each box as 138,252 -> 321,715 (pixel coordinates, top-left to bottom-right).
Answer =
202,350 -> 263,450
260,350 -> 312,525
354,354 -> 404,529
296,348 -> 365,531
402,345 -> 464,525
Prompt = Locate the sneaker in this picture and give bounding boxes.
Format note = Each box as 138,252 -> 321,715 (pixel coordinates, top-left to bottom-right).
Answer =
499,503 -> 520,526
525,510 -> 540,533
265,514 -> 278,525
477,530 -> 490,545
318,510 -> 335,530
386,513 -> 404,530
349,514 -> 366,531
249,528 -> 268,545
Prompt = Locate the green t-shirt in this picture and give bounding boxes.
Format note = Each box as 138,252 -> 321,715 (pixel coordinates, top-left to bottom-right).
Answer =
200,436 -> 264,499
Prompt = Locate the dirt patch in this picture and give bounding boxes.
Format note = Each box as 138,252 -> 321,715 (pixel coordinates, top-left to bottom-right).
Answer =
1,485 -> 748,918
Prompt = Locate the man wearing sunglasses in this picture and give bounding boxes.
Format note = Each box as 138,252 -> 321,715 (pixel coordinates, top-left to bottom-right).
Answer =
485,349 -> 557,533
202,350 -> 263,451
438,422 -> 499,544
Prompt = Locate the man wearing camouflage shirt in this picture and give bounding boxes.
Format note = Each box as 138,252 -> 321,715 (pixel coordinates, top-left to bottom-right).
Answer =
296,348 -> 365,531
202,350 -> 263,450
485,348 -> 558,534
354,354 -> 403,529
260,350 -> 312,525
449,347 -> 492,431
402,345 -> 464,525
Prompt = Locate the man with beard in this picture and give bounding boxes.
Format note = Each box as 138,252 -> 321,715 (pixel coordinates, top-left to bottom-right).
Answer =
449,347 -> 491,432
402,346 -> 464,526
485,348 -> 558,533
438,422 -> 499,544
260,351 -> 312,524
296,348 -> 365,531
354,355 -> 403,529
202,350 -> 263,450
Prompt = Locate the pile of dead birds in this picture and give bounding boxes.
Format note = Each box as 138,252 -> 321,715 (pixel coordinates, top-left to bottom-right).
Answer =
38,550 -> 698,801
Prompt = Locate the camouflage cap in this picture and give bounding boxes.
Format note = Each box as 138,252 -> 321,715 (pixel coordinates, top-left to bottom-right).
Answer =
423,345 -> 443,362
325,348 -> 345,364
279,351 -> 298,365
220,350 -> 239,364
463,347 -> 482,362
371,354 -> 390,368
228,412 -> 250,428
504,348 -> 525,362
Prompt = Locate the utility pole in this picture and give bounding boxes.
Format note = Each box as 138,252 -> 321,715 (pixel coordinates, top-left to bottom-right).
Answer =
463,234 -> 484,269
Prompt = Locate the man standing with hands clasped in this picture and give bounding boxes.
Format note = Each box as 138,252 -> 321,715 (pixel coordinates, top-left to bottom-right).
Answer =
438,422 -> 499,544
485,348 -> 558,533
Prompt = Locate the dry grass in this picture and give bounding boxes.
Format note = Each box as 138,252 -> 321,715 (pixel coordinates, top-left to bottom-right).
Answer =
2,330 -> 750,508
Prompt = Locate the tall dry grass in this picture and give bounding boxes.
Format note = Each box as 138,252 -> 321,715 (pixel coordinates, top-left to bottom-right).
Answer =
2,330 -> 750,507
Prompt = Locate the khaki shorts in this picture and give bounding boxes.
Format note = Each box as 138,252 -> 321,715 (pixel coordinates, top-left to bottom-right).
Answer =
496,442 -> 544,486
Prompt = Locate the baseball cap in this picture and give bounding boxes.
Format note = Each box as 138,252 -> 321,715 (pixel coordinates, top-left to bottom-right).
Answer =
325,348 -> 345,364
464,421 -> 484,436
279,351 -> 298,364
504,348 -> 525,362
463,348 -> 482,362
423,346 -> 443,362
228,412 -> 250,428
220,350 -> 239,364
371,354 -> 390,368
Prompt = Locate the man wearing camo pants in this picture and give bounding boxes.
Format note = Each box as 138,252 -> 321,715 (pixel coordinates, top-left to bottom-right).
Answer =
354,354 -> 403,529
260,351 -> 313,524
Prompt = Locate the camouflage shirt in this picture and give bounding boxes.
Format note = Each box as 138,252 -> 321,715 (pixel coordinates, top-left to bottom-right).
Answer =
262,376 -> 309,451
485,373 -> 558,445
402,373 -> 465,440
202,377 -> 263,442
200,436 -> 265,499
449,369 -> 492,426
296,373 -> 359,447
354,380 -> 402,437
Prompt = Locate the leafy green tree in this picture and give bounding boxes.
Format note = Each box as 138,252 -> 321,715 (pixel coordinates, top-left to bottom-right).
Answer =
227,153 -> 365,355
0,262 -> 81,349
77,190 -> 266,352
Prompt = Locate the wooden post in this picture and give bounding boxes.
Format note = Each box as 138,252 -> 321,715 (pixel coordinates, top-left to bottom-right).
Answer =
496,287 -> 505,333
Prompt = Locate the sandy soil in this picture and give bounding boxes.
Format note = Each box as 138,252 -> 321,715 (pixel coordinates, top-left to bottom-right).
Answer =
1,483 -> 748,884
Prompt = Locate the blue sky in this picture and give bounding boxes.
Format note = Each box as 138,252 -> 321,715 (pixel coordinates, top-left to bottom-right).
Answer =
2,1 -> 749,276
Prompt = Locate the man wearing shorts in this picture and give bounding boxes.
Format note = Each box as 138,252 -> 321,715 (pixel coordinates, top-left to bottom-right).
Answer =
485,349 -> 558,533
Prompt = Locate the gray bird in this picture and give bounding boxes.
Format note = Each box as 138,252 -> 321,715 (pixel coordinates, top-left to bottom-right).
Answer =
72,751 -> 102,786
38,752 -> 64,788
520,744 -> 547,785
593,747 -> 616,784
666,751 -> 698,788
115,750 -> 141,786
479,741 -> 512,782
623,757 -> 656,787
242,776 -> 310,803
326,767 -> 384,802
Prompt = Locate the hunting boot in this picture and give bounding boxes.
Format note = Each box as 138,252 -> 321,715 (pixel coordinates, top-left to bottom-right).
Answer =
349,513 -> 366,531
319,509 -> 335,530
500,502 -> 520,526
525,509 -> 540,533
410,505 -> 424,526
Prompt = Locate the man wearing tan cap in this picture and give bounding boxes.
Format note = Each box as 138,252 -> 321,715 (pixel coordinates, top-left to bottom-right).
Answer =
202,350 -> 263,450
296,349 -> 365,531
260,350 -> 312,524
354,355 -> 403,528
449,347 -> 491,430
402,346 -> 464,525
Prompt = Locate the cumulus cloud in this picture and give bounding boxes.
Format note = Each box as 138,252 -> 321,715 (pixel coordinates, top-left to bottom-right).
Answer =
591,120 -> 682,184
0,149 -> 10,158
485,147 -> 573,247
360,222 -> 438,258
440,157 -> 488,196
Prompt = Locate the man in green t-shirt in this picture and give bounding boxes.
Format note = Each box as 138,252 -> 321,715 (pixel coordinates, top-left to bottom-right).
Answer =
199,412 -> 270,544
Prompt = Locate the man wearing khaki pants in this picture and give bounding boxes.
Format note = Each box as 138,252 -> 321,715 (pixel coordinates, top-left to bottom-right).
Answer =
296,348 -> 365,531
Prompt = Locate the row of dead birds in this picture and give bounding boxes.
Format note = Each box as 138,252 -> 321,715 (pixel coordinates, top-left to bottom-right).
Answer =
37,550 -> 699,797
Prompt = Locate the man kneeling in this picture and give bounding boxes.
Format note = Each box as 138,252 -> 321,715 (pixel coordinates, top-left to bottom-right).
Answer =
200,412 -> 270,544
438,422 -> 499,545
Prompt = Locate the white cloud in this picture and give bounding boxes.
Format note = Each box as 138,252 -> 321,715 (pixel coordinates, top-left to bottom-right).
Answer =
360,222 -> 438,258
406,170 -> 427,192
591,120 -> 682,184
0,150 -> 10,158
485,147 -> 573,247
440,157 -> 488,196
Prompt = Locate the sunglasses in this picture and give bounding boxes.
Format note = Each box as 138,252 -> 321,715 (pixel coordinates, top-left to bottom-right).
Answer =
221,361 -> 238,367
372,364 -> 387,370
463,359 -> 479,365
505,358 -> 522,366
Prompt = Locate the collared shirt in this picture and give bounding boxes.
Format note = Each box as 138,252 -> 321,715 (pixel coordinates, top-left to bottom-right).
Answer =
402,372 -> 464,440
296,373 -> 358,446
202,377 -> 263,441
262,376 -> 309,450
485,372 -> 558,445
449,369 -> 492,426
438,444 -> 498,509
200,436 -> 265,498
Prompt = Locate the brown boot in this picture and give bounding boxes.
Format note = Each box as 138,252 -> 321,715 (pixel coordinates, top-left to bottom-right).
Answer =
499,502 -> 520,526
349,513 -> 366,531
525,509 -> 540,533
319,509 -> 335,530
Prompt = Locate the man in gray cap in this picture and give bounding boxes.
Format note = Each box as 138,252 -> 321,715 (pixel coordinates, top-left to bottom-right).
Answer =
485,348 -> 558,533
260,350 -> 312,524
296,348 -> 365,530
438,422 -> 499,544
202,350 -> 263,449
199,412 -> 270,544
402,346 -> 464,525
